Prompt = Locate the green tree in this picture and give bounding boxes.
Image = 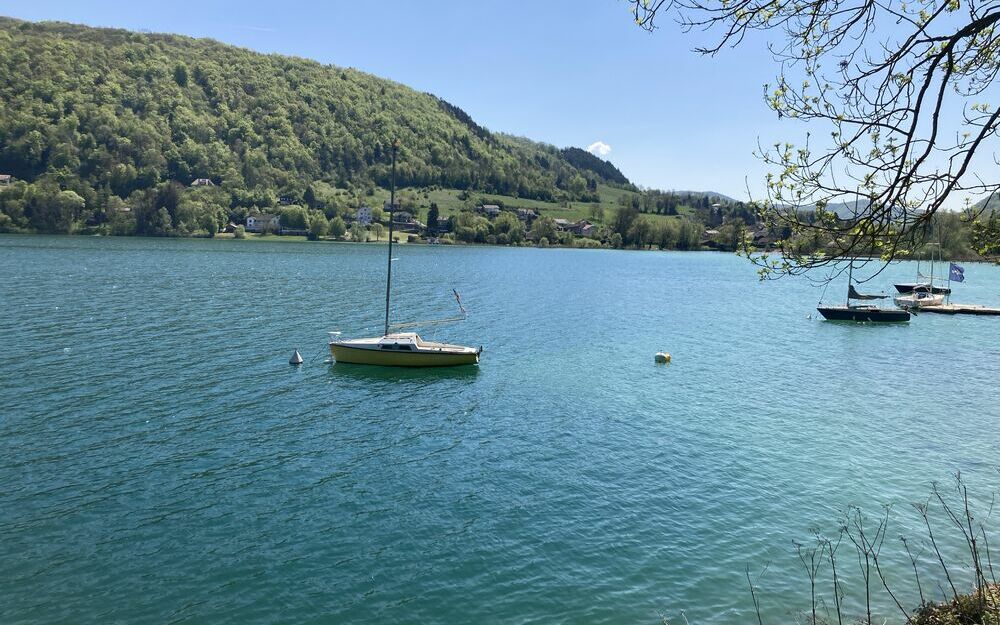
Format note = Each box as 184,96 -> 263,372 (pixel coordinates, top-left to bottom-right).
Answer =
453,211 -> 491,242
173,62 -> 188,87
717,219 -> 746,253
25,186 -> 85,233
308,212 -> 329,240
613,205 -> 639,237
329,216 -> 347,238
493,212 -> 525,244
279,206 -> 309,230
626,217 -> 653,249
972,211 -> 1000,257
427,202 -> 440,231
530,216 -> 557,242
350,221 -> 367,242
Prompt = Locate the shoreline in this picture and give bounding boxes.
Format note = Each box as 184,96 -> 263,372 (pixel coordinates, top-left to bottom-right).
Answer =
0,231 -> 996,263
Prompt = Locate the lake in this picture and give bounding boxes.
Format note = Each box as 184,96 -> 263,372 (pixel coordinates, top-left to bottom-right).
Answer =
2,234 -> 999,624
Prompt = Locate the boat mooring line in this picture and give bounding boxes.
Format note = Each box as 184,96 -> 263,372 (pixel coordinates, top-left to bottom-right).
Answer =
286,344 -> 331,367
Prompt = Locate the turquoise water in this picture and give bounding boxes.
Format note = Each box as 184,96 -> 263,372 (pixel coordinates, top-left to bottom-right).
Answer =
2,234 -> 999,624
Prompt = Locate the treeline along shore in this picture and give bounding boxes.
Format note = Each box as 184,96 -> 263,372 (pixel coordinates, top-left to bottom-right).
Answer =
0,16 -> 994,260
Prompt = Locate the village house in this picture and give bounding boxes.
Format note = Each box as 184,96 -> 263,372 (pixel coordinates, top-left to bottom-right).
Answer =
355,206 -> 372,226
191,178 -> 215,187
477,204 -> 501,218
701,229 -> 722,250
553,218 -> 573,231
245,214 -> 280,233
751,225 -> 779,249
0,174 -> 12,186
516,208 -> 537,222
566,220 -> 595,236
278,195 -> 295,205
392,211 -> 415,224
391,211 -> 424,234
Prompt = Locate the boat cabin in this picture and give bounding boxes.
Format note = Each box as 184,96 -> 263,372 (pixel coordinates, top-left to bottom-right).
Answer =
378,333 -> 421,350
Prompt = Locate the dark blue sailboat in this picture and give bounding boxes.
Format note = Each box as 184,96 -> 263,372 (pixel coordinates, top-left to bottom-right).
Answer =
894,248 -> 952,294
817,263 -> 910,322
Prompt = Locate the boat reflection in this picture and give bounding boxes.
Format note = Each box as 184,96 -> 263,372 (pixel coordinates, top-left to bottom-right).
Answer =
329,360 -> 480,383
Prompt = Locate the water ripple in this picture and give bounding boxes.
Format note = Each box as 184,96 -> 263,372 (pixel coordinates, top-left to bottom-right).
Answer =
1,236 -> 999,624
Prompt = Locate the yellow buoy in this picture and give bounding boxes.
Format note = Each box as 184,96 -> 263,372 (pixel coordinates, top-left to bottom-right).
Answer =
654,351 -> 671,363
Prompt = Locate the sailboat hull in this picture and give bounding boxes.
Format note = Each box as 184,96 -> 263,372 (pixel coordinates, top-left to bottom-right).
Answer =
894,282 -> 951,295
330,336 -> 480,367
893,292 -> 945,309
816,306 -> 910,322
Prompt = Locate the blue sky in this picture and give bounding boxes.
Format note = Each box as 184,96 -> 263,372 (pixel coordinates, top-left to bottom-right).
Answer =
0,1 -> 807,199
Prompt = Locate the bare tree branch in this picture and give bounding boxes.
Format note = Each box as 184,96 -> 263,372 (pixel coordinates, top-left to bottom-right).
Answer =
628,0 -> 1000,278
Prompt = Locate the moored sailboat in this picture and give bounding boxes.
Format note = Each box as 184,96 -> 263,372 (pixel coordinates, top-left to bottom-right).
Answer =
817,262 -> 910,322
893,285 -> 945,309
894,247 -> 952,295
329,140 -> 482,367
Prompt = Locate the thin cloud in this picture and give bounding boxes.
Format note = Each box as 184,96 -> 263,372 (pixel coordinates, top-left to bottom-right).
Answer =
586,141 -> 612,157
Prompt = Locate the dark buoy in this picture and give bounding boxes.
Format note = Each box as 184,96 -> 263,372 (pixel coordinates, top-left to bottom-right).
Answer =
289,349 -> 303,365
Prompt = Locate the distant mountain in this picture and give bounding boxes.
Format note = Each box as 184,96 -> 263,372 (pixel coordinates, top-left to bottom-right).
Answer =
823,199 -> 870,219
973,193 -> 1000,214
0,16 -> 630,211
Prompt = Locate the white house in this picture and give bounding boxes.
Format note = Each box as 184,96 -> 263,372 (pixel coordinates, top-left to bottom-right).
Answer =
191,178 -> 215,187
356,206 -> 372,226
0,174 -> 11,186
246,214 -> 280,233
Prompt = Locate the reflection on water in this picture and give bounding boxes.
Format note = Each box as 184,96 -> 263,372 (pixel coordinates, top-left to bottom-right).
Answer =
329,361 -> 481,384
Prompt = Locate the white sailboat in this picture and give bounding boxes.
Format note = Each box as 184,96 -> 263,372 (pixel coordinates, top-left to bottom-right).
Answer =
894,244 -> 952,295
329,140 -> 482,367
893,245 -> 947,309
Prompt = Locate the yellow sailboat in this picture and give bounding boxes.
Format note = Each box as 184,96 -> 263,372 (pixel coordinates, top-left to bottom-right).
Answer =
330,332 -> 481,367
329,140 -> 482,367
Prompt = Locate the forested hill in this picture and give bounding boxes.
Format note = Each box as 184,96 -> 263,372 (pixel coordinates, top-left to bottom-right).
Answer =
559,148 -> 629,185
0,17 -> 629,214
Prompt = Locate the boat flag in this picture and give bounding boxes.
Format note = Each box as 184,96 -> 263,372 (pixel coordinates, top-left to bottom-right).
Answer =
949,263 -> 965,283
453,289 -> 467,314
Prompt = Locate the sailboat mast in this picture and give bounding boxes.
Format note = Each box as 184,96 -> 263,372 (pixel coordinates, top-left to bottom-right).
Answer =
929,245 -> 934,288
846,260 -> 853,307
384,139 -> 397,337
